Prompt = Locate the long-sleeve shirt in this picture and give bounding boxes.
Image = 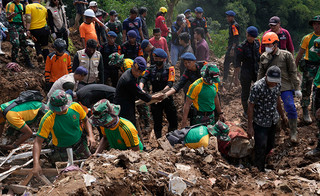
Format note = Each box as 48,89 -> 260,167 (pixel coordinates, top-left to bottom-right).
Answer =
45,52 -> 72,83
258,49 -> 300,92
195,39 -> 209,61
155,15 -> 169,37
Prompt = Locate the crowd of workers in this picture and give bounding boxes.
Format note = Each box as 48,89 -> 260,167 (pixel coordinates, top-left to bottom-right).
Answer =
0,0 -> 319,174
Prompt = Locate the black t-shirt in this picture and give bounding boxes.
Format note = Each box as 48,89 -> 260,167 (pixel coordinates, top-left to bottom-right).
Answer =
114,69 -> 151,124
76,84 -> 116,107
100,43 -> 120,68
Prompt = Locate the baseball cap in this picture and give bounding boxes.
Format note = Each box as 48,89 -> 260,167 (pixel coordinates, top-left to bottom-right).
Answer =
266,65 -> 281,83
269,16 -> 280,25
88,1 -> 97,7
74,66 -> 88,76
225,10 -> 236,16
49,90 -> 72,112
141,39 -> 150,49
127,30 -> 137,38
246,26 -> 259,38
134,56 -> 147,71
153,48 -> 167,59
109,10 -> 118,16
107,31 -> 118,38
90,99 -> 120,128
181,52 -> 196,61
195,7 -> 203,13
310,37 -> 320,53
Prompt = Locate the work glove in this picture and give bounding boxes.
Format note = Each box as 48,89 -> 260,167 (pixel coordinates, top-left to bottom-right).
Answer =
295,90 -> 302,99
51,33 -> 56,39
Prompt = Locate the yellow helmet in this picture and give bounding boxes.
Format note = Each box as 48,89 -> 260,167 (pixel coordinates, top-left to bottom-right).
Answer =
159,7 -> 167,13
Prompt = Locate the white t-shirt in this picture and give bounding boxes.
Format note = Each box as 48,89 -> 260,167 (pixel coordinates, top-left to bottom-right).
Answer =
47,73 -> 77,98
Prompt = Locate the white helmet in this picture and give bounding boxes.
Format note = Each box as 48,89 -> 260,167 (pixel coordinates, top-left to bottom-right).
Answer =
89,1 -> 97,7
84,9 -> 95,17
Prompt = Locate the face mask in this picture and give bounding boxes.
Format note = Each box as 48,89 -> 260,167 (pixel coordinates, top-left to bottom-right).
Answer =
155,61 -> 163,67
265,46 -> 274,54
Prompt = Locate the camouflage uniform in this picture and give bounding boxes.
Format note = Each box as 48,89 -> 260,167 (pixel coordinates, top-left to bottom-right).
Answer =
9,24 -> 30,61
301,60 -> 319,108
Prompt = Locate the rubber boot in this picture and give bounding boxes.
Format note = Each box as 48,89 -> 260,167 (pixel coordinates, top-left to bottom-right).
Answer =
25,56 -> 35,69
288,118 -> 298,143
302,107 -> 312,123
0,41 -> 5,55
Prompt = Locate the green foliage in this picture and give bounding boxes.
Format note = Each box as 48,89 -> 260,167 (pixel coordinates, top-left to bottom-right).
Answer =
209,29 -> 228,58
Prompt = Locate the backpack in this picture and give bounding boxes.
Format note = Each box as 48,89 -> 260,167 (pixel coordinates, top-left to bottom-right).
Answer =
166,124 -> 204,147
2,90 -> 44,117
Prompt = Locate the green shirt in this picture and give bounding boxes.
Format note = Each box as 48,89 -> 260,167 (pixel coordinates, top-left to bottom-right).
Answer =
37,103 -> 86,147
6,2 -> 23,23
300,32 -> 320,62
100,118 -> 143,151
187,78 -> 217,112
0,100 -> 43,129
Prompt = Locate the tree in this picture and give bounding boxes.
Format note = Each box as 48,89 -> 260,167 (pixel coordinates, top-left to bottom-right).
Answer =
166,0 -> 180,27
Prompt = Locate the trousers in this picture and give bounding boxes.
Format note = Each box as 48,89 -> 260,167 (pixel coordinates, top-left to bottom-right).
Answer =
150,96 -> 177,139
281,90 -> 297,119
254,122 -> 276,172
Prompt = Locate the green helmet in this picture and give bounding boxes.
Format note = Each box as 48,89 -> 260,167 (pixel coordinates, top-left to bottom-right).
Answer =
200,63 -> 220,84
90,99 -> 120,128
207,121 -> 230,141
310,37 -> 320,54
108,53 -> 124,67
49,90 -> 72,112
309,15 -> 320,26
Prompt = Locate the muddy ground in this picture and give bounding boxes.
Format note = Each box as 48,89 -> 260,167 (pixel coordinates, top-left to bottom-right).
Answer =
0,34 -> 319,195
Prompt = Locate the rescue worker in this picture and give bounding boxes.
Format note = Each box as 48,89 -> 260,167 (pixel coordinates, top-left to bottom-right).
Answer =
79,9 -> 97,48
25,0 -> 50,63
6,0 -> 34,68
0,93 -> 45,150
307,37 -> 320,156
248,66 -> 287,172
167,121 -> 230,149
235,26 -> 260,117
122,7 -> 144,43
114,57 -> 163,126
155,7 -> 169,38
149,28 -> 171,63
47,66 -> 88,98
165,53 -> 212,96
178,32 -> 194,74
223,10 -> 240,83
45,38 -> 71,92
66,84 -> 115,108
121,30 -> 143,60
258,32 -> 301,143
189,7 -> 213,51
32,90 -> 96,176
139,7 -> 149,40
184,9 -> 193,28
73,0 -> 88,30
100,31 -> 121,86
105,52 -> 124,87
72,39 -> 104,88
261,16 -> 294,55
92,99 -> 143,152
88,1 -> 107,45
141,39 -> 155,65
181,63 -> 224,127
105,10 -> 123,45
171,14 -> 188,67
139,48 -> 178,139
295,15 -> 320,123
47,0 -> 69,47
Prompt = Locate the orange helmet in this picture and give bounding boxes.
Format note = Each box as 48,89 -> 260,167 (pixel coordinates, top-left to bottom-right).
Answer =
262,32 -> 279,44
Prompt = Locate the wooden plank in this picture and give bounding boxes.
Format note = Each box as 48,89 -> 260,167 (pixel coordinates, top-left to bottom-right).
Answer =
19,172 -> 33,186
11,168 -> 60,176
